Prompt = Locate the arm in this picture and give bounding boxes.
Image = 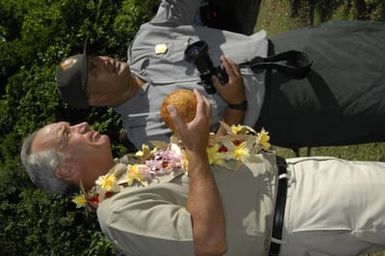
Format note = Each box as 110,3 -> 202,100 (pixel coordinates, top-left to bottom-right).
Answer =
212,56 -> 246,136
150,0 -> 201,26
169,90 -> 227,256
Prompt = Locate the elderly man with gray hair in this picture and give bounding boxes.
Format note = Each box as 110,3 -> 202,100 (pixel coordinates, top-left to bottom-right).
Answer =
21,90 -> 385,255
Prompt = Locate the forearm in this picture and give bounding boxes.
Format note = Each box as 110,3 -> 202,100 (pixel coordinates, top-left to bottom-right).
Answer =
186,151 -> 227,256
167,89 -> 225,254
216,108 -> 245,136
211,56 -> 246,136
150,0 -> 201,25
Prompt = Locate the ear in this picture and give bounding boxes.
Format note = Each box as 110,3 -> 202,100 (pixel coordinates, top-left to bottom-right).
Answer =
55,163 -> 79,182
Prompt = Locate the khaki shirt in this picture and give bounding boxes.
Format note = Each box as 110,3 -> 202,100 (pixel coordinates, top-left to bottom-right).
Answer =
97,152 -> 278,255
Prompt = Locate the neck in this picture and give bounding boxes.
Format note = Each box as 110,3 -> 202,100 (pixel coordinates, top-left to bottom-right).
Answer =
112,74 -> 145,107
82,159 -> 115,191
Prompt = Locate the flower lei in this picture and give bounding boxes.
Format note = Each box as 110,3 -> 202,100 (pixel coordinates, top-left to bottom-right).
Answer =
72,123 -> 271,210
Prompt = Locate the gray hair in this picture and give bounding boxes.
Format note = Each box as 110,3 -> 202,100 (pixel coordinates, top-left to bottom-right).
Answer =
20,130 -> 77,195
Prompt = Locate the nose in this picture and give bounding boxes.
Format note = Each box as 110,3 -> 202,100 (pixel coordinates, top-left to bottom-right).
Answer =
71,122 -> 90,134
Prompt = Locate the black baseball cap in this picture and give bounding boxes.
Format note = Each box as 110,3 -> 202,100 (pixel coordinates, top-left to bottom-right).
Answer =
56,40 -> 89,109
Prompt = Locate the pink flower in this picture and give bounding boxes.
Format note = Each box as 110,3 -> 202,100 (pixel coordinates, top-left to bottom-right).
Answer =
145,150 -> 183,175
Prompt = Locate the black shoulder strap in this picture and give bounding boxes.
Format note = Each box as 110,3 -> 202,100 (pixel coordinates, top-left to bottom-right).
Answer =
239,50 -> 313,79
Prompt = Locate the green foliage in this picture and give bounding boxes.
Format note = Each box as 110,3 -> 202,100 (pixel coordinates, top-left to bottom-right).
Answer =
1,185 -> 116,255
1,0 -> 385,255
114,0 -> 160,48
257,0 -> 385,35
289,0 -> 385,24
0,0 -> 158,255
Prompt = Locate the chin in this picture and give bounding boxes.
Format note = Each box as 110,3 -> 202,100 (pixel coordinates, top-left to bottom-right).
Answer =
97,134 -> 111,147
102,135 -> 111,144
120,63 -> 130,76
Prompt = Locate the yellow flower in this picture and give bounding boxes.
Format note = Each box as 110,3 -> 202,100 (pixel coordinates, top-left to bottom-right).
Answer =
230,124 -> 244,134
135,144 -> 150,157
207,144 -> 227,166
135,144 -> 156,160
126,165 -> 144,186
96,173 -> 120,192
231,141 -> 250,161
72,194 -> 87,208
257,128 -> 271,150
230,124 -> 256,135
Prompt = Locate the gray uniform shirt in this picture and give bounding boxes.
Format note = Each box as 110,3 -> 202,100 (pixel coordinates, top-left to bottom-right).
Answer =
114,0 -> 268,148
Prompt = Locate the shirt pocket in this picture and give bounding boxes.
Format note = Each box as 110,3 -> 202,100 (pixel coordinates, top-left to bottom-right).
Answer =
159,37 -> 192,63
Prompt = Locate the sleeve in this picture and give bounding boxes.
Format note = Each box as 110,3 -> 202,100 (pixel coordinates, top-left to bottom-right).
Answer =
97,184 -> 195,256
150,0 -> 201,26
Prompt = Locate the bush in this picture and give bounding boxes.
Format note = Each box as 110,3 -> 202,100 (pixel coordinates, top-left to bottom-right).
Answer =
0,0 -> 159,255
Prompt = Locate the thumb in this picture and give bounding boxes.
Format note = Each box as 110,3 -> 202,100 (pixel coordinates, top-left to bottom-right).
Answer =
211,75 -> 225,94
167,105 -> 186,132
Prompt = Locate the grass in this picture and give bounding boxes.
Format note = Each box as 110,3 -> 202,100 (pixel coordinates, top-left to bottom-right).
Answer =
255,0 -> 385,162
254,1 -> 385,255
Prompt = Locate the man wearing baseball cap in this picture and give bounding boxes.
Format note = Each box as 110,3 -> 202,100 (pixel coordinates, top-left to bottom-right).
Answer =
56,0 -> 385,150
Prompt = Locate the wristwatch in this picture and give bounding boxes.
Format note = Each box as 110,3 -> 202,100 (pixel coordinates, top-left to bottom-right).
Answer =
227,100 -> 248,111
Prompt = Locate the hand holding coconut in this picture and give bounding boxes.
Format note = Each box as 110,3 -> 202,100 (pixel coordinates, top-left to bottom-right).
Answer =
160,89 -> 212,153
